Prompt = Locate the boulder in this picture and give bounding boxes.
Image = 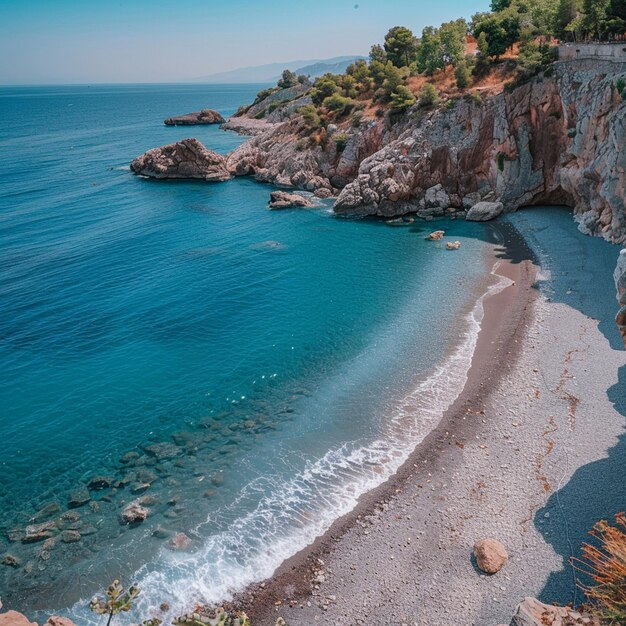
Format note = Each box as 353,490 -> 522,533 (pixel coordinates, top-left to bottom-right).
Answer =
164,109 -> 225,126
60,530 -> 81,544
88,476 -> 112,490
466,201 -> 504,222
22,521 -> 57,544
131,138 -> 231,182
67,486 -> 90,509
473,538 -> 508,574
2,555 -> 19,568
446,241 -> 461,250
268,191 -> 314,209
424,184 -> 450,210
120,500 -> 149,525
426,230 -> 445,241
0,611 -> 37,626
509,597 -> 600,626
166,532 -> 192,551
30,503 -> 61,523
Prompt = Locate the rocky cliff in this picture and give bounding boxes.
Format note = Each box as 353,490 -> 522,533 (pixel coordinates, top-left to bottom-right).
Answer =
227,60 -> 626,244
616,248 -> 626,347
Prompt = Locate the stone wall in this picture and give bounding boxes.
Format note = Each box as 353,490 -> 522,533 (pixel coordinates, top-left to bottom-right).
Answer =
558,43 -> 626,62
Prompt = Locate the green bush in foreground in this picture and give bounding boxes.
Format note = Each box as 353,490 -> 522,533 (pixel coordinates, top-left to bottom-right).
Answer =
418,83 -> 439,108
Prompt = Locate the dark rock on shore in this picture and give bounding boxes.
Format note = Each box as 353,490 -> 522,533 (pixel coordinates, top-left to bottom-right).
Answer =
466,201 -> 504,222
22,522 -> 56,544
131,138 -> 231,181
268,191 -> 314,209
164,109 -> 225,126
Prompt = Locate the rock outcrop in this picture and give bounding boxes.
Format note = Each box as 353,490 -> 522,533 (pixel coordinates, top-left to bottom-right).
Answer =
131,139 -> 231,181
333,61 -> 626,243
268,191 -> 314,209
616,249 -> 626,347
508,597 -> 600,626
473,538 -> 508,574
120,500 -> 149,524
164,109 -> 225,125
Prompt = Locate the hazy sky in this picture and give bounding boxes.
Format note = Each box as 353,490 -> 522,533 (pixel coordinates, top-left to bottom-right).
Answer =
0,0 -> 490,85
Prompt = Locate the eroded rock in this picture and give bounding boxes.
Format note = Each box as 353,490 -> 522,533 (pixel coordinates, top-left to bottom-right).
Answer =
509,597 -> 600,625
268,191 -> 314,209
131,138 -> 231,181
120,500 -> 149,525
164,109 -> 225,126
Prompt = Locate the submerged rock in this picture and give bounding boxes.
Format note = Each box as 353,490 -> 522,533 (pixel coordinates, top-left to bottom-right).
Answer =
446,241 -> 462,250
426,230 -> 445,241
466,201 -> 504,222
120,500 -> 149,525
60,530 -> 81,543
166,532 -> 192,551
474,538 -> 508,574
88,476 -> 113,490
2,554 -> 19,568
67,486 -> 90,509
164,109 -> 225,126
131,138 -> 231,182
22,521 -> 56,544
0,611 -> 38,626
268,190 -> 314,209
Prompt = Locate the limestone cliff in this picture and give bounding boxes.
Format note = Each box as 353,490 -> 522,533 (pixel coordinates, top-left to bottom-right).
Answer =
616,249 -> 626,347
227,60 -> 626,244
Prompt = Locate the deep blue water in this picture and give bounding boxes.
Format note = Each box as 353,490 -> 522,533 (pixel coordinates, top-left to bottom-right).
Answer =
0,84 -> 501,618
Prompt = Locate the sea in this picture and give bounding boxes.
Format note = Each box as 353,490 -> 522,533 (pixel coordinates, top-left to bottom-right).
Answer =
0,83 -> 510,621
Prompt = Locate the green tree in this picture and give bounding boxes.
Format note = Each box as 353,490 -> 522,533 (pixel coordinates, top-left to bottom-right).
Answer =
610,0 -> 626,19
369,59 -> 388,86
384,26 -> 418,67
322,93 -> 355,114
439,19 -> 468,66
381,62 -> 406,101
369,43 -> 387,64
555,0 -> 583,37
416,26 -> 444,75
346,59 -> 372,92
277,69 -> 297,89
582,0 -> 610,38
474,16 -> 510,58
297,74 -> 310,85
492,0 -> 512,9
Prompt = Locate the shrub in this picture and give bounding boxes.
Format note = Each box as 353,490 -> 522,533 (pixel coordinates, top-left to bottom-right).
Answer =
311,74 -> 341,106
389,85 -> 416,111
468,91 -> 482,105
418,83 -> 439,108
497,153 -> 505,172
455,62 -> 472,90
322,93 -> 355,114
335,133 -> 349,152
298,104 -> 321,129
277,69 -> 297,89
576,513 -> 626,623
253,87 -> 279,105
351,110 -> 364,128
616,77 -> 626,98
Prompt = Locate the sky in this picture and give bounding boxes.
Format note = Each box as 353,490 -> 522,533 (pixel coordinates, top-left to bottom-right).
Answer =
0,0 -> 490,85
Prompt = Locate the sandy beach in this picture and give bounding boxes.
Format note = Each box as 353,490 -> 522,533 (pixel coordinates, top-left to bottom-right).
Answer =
240,207 -> 626,626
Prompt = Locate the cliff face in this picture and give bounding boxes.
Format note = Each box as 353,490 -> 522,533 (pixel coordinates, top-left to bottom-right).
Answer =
228,60 -> 626,244
616,249 -> 626,347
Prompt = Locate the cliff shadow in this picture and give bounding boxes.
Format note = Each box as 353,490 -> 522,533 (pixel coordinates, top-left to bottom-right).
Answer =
534,363 -> 626,607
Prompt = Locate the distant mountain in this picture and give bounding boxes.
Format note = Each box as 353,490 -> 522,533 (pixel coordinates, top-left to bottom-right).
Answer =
195,56 -> 365,84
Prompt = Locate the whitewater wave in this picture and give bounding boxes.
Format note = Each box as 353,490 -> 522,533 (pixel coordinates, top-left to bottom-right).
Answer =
70,263 -> 512,623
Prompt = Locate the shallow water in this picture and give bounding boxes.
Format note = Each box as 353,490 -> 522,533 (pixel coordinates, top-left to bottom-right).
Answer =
0,84 -> 503,617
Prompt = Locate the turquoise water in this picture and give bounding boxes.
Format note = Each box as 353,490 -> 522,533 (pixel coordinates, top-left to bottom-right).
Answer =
0,84 -> 502,618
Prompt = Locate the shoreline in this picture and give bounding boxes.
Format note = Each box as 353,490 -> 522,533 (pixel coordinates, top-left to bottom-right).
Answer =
236,219 -> 540,623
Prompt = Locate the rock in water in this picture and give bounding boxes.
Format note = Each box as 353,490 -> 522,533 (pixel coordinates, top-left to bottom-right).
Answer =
473,538 -> 508,574
130,138 -> 231,181
164,109 -> 225,126
466,201 -> 504,222
167,532 -> 192,551
426,230 -> 445,241
268,191 -> 314,209
446,241 -> 461,250
120,500 -> 149,524
44,618 -> 80,626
